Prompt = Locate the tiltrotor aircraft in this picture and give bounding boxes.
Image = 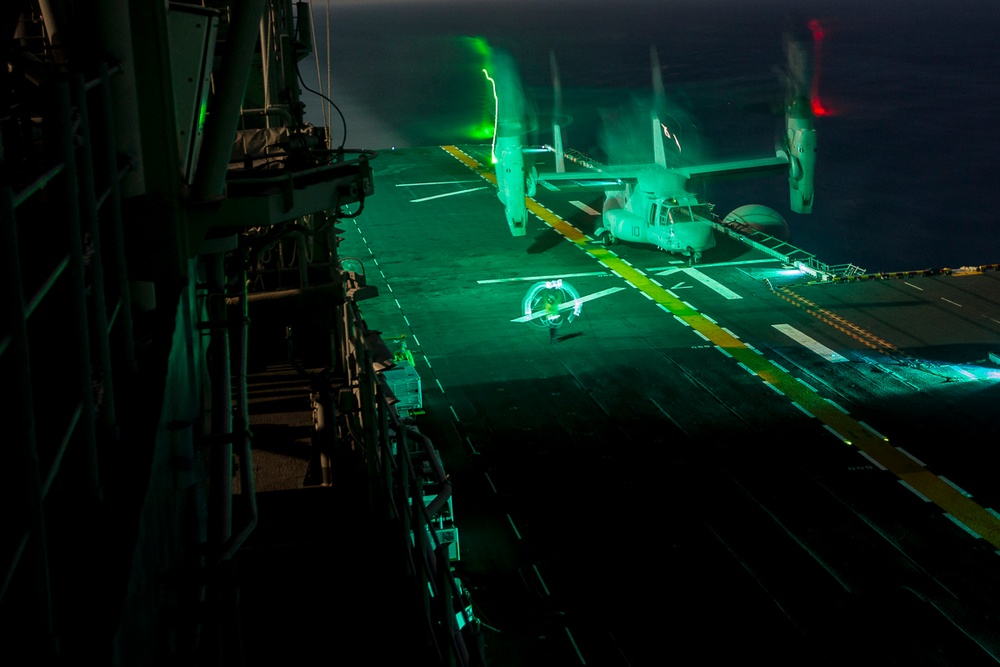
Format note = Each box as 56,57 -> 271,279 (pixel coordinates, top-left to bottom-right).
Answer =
489,30 -> 822,262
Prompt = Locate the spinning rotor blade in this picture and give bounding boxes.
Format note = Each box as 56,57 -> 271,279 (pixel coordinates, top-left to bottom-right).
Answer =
650,45 -> 668,168
550,50 -> 566,172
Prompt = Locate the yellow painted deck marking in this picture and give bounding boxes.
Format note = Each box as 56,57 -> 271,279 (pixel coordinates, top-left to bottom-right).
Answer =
443,145 -> 1000,548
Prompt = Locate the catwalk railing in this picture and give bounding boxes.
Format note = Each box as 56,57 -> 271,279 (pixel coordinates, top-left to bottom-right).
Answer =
333,272 -> 484,666
1,68 -> 134,655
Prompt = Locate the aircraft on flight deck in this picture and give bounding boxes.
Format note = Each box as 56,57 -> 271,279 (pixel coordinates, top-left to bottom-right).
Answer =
489,30 -> 821,263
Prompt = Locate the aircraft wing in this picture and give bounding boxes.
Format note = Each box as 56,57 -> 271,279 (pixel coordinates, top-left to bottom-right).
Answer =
673,155 -> 790,180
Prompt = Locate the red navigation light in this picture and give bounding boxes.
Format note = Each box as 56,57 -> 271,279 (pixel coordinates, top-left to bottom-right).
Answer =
807,19 -> 832,116
808,18 -> 825,42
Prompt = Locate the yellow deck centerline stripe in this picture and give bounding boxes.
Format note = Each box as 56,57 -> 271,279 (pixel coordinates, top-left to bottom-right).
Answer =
443,145 -> 1000,548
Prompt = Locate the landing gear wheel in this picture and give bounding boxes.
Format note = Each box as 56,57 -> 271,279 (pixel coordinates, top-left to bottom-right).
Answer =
596,229 -> 617,247
686,246 -> 700,265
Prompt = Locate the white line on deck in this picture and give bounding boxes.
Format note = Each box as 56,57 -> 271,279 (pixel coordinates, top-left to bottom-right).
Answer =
412,334 -> 421,347
477,271 -> 609,284
721,327 -> 739,338
466,437 -> 479,455
859,421 -> 887,440
824,424 -> 850,443
715,345 -> 733,358
904,282 -> 924,291
682,267 -> 743,300
397,179 -> 483,187
858,450 -> 888,470
449,405 -> 459,422
797,378 -> 818,392
940,476 -> 973,497
941,297 -> 963,307
944,513 -> 982,539
791,401 -> 812,416
565,627 -> 586,664
899,479 -> 932,502
896,447 -> 926,466
772,324 -> 849,362
825,399 -> 850,414
532,564 -> 551,596
484,472 -> 498,494
409,186 -> 488,203
507,514 -> 522,539
570,200 -> 601,215
671,313 -> 689,325
435,378 -> 444,393
764,382 -> 786,397
692,330 -> 710,342
510,287 -> 626,322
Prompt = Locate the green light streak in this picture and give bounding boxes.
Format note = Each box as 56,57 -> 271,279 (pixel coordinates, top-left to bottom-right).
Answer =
197,97 -> 208,134
482,68 -> 498,163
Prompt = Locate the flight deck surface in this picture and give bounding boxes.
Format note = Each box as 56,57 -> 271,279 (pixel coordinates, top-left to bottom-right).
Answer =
340,145 -> 1000,665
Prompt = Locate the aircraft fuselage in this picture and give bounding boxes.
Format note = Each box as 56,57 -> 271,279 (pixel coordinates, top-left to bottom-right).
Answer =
601,186 -> 716,260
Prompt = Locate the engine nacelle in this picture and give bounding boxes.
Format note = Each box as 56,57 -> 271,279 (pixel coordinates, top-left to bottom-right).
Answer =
494,135 -> 527,236
785,99 -> 817,214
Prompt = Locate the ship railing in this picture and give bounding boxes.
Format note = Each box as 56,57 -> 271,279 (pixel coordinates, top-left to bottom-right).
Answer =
710,220 -> 865,280
1,68 -> 136,654
335,279 -> 482,666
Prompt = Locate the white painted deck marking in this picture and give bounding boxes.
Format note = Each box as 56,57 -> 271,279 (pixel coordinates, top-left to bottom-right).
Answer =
410,186 -> 487,203
565,627 -> 586,664
904,281 -> 924,291
652,258 -> 779,274
791,401 -> 812,416
896,447 -> 926,467
899,479 -> 932,502
570,200 -> 601,215
532,564 -> 551,596
772,324 -> 849,362
478,271 -> 609,284
484,472 -> 498,494
858,450 -> 887,470
682,267 -> 743,300
397,179 -> 482,187
941,297 -> 963,307
940,476 -> 973,498
507,514 -> 522,539
510,287 -> 626,322
859,421 -> 887,440
945,513 -> 982,539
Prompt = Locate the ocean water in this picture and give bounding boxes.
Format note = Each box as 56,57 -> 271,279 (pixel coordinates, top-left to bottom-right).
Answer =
299,0 -> 1000,272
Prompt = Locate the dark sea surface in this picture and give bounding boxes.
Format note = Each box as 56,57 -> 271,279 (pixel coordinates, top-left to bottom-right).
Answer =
300,0 -> 1000,272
